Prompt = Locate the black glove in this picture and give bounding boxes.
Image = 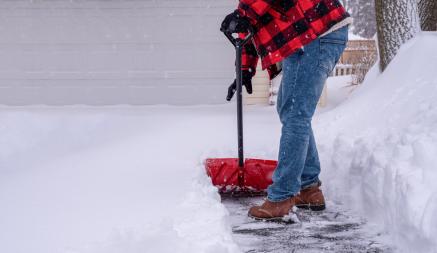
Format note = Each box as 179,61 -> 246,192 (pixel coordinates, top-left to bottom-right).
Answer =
226,70 -> 254,101
220,10 -> 252,34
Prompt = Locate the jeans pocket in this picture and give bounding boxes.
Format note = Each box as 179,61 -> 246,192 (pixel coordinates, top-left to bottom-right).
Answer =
318,38 -> 347,75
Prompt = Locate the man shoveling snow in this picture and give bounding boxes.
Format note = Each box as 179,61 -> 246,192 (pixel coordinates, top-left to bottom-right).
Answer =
220,0 -> 352,222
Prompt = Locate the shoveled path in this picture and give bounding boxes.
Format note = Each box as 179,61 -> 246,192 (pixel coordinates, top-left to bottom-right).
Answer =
222,196 -> 393,253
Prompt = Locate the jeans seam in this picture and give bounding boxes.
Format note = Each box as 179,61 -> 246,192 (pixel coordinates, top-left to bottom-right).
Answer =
320,38 -> 347,45
278,55 -> 300,119
290,54 -> 301,103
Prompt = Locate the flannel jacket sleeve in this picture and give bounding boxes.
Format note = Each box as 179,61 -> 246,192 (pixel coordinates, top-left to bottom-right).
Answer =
237,0 -> 273,75
240,35 -> 259,75
237,0 -> 273,25
237,1 -> 275,75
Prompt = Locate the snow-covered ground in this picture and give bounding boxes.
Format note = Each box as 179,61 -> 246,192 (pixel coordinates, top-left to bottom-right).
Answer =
0,105 -> 250,253
0,32 -> 436,253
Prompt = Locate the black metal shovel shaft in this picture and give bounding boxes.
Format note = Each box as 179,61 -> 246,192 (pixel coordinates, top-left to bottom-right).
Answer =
222,30 -> 254,170
235,44 -> 244,168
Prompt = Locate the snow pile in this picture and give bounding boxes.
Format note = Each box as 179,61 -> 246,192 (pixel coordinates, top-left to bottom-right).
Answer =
0,107 -> 241,253
316,32 -> 437,252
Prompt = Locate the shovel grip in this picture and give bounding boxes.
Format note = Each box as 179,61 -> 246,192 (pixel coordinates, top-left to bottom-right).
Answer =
223,27 -> 254,48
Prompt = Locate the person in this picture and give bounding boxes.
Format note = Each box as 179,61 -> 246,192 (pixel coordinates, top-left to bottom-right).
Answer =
221,0 -> 352,222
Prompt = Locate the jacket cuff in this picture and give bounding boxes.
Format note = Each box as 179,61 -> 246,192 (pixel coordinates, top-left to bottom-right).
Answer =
242,66 -> 257,77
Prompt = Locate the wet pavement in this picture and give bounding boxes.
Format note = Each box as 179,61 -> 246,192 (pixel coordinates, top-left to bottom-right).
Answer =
222,196 -> 393,253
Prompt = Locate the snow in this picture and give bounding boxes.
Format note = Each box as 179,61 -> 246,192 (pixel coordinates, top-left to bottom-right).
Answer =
348,32 -> 369,40
319,75 -> 357,112
316,32 -> 437,253
0,106 -> 243,253
0,30 -> 436,253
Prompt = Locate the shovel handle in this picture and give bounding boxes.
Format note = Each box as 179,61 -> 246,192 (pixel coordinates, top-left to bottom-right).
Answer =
223,27 -> 254,48
222,27 -> 254,170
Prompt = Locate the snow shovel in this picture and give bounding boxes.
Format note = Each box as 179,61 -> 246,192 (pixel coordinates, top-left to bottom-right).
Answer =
205,28 -> 278,194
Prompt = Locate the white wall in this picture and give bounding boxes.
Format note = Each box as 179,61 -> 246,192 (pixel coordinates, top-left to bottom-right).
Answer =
0,0 -> 237,105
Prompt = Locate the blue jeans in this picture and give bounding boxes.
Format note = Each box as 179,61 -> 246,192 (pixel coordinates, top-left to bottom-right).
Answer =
267,26 -> 348,202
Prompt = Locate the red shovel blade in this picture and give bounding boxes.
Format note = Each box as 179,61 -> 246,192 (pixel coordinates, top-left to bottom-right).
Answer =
244,159 -> 277,191
205,158 -> 277,193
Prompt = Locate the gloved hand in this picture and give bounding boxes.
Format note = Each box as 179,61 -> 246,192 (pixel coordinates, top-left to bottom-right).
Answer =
220,10 -> 252,34
226,70 -> 254,101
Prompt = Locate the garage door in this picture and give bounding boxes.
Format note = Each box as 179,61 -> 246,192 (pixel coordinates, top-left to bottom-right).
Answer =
0,0 -> 237,105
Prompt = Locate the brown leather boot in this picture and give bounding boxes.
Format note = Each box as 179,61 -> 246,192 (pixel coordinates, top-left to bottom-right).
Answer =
294,182 -> 326,211
248,197 -> 296,223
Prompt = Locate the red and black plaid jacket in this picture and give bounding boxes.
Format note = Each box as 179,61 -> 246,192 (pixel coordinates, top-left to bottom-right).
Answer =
237,0 -> 350,79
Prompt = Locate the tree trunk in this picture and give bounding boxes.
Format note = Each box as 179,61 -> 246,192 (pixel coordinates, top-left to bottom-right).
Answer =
375,0 -> 420,71
417,0 -> 437,31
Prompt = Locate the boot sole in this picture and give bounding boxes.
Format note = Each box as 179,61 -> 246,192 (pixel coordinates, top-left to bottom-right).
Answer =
295,204 -> 326,211
248,214 -> 296,224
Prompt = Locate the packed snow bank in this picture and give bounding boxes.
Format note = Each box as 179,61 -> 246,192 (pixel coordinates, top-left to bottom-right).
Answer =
316,32 -> 437,252
0,106 -> 250,253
